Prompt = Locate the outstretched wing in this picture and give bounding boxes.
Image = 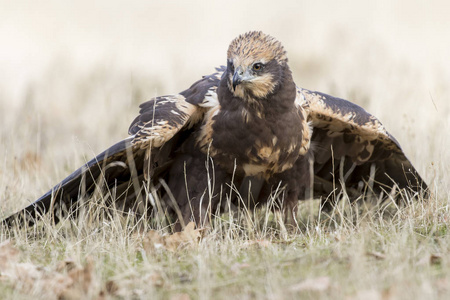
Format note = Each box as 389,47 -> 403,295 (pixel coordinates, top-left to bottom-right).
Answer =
3,67 -> 225,227
3,138 -> 146,227
297,87 -> 428,200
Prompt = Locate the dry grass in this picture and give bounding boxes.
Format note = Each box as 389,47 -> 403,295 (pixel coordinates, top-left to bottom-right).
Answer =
1,1 -> 450,299
1,193 -> 449,299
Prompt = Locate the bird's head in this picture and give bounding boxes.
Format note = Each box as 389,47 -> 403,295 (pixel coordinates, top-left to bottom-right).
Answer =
226,31 -> 289,100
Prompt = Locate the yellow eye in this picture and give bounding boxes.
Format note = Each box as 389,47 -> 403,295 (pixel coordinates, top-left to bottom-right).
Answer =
252,63 -> 263,71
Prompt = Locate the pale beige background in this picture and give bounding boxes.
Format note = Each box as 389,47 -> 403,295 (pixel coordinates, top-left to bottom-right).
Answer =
0,0 -> 448,208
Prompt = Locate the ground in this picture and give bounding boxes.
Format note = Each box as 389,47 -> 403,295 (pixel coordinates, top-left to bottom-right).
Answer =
0,1 -> 449,299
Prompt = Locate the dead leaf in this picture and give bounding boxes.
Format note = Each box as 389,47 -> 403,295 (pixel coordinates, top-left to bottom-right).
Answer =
430,253 -> 442,265
142,230 -> 165,250
290,276 -> 331,292
366,251 -> 386,260
418,253 -> 443,266
144,272 -> 165,287
0,250 -> 74,298
0,242 -> 113,299
59,257 -> 95,299
105,280 -> 119,294
56,258 -> 78,273
142,222 -> 204,252
68,259 -> 93,291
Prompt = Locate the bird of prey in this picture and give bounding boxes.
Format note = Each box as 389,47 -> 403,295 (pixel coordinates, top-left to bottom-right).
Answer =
3,31 -> 427,230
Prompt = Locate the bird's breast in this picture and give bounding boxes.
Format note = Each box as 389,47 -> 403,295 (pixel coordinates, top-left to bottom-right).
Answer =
196,106 -> 305,177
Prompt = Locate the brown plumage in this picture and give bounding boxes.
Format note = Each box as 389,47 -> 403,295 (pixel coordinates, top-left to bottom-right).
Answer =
3,31 -> 428,230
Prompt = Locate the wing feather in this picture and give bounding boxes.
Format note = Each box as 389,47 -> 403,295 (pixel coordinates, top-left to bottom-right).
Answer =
298,87 -> 427,198
4,68 -> 225,227
3,138 -> 146,227
128,67 -> 225,148
129,94 -> 200,148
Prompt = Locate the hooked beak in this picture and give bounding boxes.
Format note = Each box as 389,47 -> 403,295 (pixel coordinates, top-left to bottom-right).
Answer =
231,66 -> 254,91
232,70 -> 243,91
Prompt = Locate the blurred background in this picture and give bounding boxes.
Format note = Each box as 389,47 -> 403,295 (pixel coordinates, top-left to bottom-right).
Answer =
1,0 -> 448,210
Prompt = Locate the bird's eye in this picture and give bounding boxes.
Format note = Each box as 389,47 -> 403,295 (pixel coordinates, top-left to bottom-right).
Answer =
252,63 -> 263,71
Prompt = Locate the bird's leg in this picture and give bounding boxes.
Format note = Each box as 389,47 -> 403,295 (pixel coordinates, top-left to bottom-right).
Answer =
238,176 -> 265,210
167,152 -> 231,232
173,197 -> 212,232
274,154 -> 312,231
282,194 -> 299,230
